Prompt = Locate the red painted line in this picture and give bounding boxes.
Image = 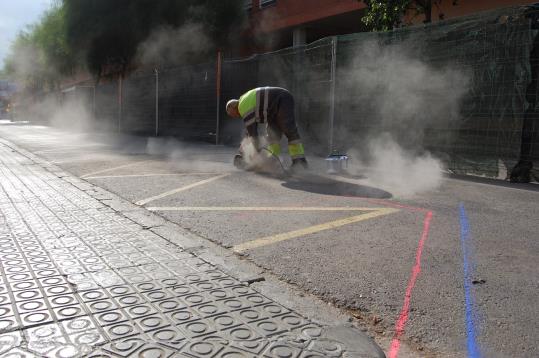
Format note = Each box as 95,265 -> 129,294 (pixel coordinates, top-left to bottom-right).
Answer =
388,210 -> 433,358
339,195 -> 429,213
361,197 -> 429,213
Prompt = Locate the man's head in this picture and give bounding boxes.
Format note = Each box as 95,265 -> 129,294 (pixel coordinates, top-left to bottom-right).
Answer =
226,99 -> 240,118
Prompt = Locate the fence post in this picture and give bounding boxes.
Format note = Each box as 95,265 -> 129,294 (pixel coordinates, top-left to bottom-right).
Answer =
155,68 -> 159,137
92,86 -> 96,122
118,74 -> 123,133
216,51 -> 222,145
328,36 -> 337,154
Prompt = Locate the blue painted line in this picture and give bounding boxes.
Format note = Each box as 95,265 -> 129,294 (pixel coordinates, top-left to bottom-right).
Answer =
459,203 -> 481,358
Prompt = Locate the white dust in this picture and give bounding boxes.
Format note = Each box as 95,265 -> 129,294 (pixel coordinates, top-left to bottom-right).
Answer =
340,40 -> 470,196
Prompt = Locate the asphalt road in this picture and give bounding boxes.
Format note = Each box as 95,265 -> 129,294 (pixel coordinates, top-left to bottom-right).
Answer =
1,121 -> 538,358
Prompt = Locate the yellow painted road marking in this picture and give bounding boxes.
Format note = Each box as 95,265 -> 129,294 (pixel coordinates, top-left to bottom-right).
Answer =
145,206 -> 399,251
86,173 -> 217,180
147,206 -> 387,212
81,160 -> 153,178
35,146 -> 104,154
232,208 -> 399,252
136,173 -> 230,206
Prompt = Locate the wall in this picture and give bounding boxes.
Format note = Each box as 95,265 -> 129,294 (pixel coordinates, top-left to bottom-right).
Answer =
242,0 -> 365,54
249,0 -> 365,32
409,0 -> 539,23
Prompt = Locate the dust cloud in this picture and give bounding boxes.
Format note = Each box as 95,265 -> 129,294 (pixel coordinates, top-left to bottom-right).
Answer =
238,137 -> 271,168
11,92 -> 95,132
49,95 -> 94,131
339,40 -> 470,196
349,134 -> 445,197
4,35 -> 95,131
3,43 -> 41,83
145,137 -> 232,173
136,23 -> 212,67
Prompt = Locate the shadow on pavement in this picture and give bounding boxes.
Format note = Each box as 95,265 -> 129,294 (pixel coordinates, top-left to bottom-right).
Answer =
282,174 -> 392,199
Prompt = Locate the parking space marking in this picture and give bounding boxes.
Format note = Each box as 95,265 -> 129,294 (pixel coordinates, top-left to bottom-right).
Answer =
146,206 -> 399,251
232,207 -> 399,252
85,173 -> 217,180
81,160 -> 154,178
136,173 -> 230,206
147,206 -> 390,212
34,144 -> 107,154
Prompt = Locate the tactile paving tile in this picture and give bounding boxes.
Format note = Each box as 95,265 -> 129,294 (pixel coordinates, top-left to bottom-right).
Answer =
94,310 -> 129,327
0,143 -> 364,357
2,347 -> 42,357
25,323 -> 68,356
0,316 -> 19,333
0,331 -> 22,355
179,338 -> 228,358
165,308 -> 201,326
102,336 -> 146,357
220,323 -> 264,343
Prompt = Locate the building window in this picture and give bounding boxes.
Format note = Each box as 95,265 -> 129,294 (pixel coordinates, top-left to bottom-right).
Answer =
259,0 -> 276,9
244,0 -> 252,10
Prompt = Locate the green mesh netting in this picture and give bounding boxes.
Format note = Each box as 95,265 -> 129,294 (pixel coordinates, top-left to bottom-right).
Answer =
78,5 -> 539,179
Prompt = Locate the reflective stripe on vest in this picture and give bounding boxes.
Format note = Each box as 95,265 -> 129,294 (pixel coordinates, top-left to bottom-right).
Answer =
239,87 -> 270,125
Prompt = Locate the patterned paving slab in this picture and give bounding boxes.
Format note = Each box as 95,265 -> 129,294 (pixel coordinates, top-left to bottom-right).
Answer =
0,142 -> 380,357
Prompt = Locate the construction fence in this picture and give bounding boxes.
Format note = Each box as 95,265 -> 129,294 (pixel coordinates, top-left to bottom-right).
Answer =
47,5 -> 539,178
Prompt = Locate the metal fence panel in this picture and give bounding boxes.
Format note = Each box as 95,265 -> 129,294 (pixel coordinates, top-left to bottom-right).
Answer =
122,73 -> 156,135
335,6 -> 537,176
159,63 -> 217,141
95,81 -> 118,132
219,57 -> 258,144
85,4 -> 539,179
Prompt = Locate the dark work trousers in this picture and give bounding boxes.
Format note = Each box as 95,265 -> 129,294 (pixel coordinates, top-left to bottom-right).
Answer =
266,89 -> 301,145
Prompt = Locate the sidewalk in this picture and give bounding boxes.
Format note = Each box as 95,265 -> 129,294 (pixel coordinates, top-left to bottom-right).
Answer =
0,139 -> 385,357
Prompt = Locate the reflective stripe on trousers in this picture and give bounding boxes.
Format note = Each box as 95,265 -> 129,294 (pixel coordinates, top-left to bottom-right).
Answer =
288,142 -> 305,159
256,87 -> 270,123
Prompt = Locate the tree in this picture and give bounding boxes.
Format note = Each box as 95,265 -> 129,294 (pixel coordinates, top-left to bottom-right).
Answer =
3,0 -> 246,86
3,2 -> 72,91
62,0 -> 245,78
361,1 -> 445,31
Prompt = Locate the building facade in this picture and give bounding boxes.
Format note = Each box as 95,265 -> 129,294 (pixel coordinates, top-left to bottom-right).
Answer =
426,0 -> 538,23
242,0 -> 366,54
242,0 -> 539,55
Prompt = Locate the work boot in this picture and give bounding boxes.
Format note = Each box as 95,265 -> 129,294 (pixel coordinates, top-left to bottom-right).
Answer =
291,157 -> 308,170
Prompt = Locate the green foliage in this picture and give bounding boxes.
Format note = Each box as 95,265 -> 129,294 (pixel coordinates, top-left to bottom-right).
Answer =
3,2 -> 72,91
362,0 -> 437,31
62,0 -> 245,77
362,0 -> 412,31
33,3 -> 73,75
3,0 -> 245,87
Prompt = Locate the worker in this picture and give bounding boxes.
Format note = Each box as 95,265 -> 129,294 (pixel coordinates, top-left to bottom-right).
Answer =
226,87 -> 308,170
